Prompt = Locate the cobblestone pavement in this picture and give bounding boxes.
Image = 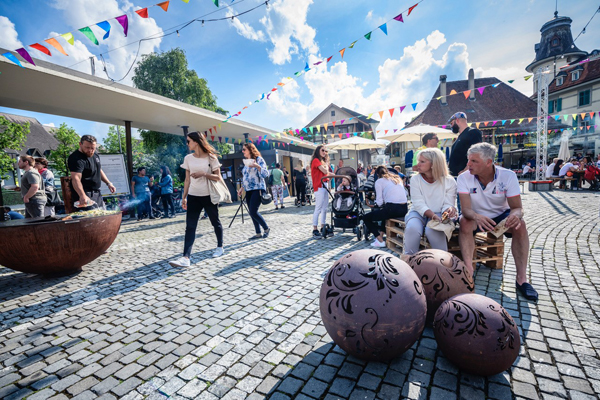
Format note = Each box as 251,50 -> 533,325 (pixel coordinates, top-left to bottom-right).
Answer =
0,189 -> 599,400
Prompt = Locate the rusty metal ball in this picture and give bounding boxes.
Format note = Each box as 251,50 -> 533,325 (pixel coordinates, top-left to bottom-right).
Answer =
407,249 -> 474,322
319,249 -> 427,361
433,293 -> 521,376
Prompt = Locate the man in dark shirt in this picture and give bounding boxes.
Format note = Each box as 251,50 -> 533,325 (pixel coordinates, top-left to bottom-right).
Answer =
68,135 -> 115,209
447,112 -> 483,176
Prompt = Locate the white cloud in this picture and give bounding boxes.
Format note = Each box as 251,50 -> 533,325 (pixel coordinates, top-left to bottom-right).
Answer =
42,122 -> 56,127
0,16 -> 23,50
259,0 -> 318,65
366,10 -> 373,21
266,30 -> 472,133
227,10 -> 266,42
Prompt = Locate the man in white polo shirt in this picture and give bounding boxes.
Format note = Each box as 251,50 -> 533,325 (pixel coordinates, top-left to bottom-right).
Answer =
457,142 -> 538,302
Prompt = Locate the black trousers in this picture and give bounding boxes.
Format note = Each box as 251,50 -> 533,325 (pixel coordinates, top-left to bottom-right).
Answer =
363,203 -> 408,237
184,195 -> 223,256
136,192 -> 153,217
246,190 -> 269,234
295,181 -> 306,203
161,193 -> 175,216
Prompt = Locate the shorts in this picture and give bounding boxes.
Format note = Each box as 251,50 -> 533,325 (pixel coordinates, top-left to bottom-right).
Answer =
473,209 -> 512,238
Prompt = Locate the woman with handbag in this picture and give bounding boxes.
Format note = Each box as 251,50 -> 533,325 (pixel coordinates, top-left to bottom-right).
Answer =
169,132 -> 225,268
237,142 -> 271,240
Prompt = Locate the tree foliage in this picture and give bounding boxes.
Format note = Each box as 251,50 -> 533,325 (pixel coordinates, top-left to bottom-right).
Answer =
100,126 -> 157,172
0,116 -> 29,180
47,123 -> 80,177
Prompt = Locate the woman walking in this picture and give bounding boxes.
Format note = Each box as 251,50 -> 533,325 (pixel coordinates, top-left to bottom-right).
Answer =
34,157 -> 56,216
159,166 -> 176,218
363,165 -> 408,247
311,145 -> 333,239
237,142 -> 271,240
169,131 -> 225,267
403,148 -> 457,256
294,160 -> 307,206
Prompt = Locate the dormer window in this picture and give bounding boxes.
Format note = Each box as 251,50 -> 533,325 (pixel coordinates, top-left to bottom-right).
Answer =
551,37 -> 560,47
331,111 -> 335,117
556,76 -> 564,86
572,70 -> 580,81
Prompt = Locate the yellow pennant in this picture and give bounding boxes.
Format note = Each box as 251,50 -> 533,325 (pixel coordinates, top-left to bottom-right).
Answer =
61,32 -> 75,45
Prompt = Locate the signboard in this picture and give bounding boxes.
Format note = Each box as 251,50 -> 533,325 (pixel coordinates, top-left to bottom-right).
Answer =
99,154 -> 130,197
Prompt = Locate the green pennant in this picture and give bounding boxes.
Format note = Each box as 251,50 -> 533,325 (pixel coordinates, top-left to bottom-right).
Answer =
213,0 -> 219,6
349,40 -> 357,49
79,27 -> 98,45
364,32 -> 372,40
508,80 -> 514,84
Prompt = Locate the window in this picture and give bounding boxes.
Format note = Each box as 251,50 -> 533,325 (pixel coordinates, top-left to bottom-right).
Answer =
579,90 -> 590,106
551,37 -> 560,47
331,110 -> 335,117
556,76 -> 564,86
549,98 -> 562,113
339,126 -> 348,134
340,149 -> 349,159
572,70 -> 580,81
583,115 -> 595,134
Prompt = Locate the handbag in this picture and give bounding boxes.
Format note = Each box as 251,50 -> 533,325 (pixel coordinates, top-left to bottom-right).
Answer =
260,189 -> 272,205
45,189 -> 64,207
207,160 -> 232,205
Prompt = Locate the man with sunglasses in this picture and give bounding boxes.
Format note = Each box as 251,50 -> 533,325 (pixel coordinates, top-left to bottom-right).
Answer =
447,112 -> 482,177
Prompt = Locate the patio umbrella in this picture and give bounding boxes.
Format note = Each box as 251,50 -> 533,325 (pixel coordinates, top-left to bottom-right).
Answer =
379,124 -> 457,143
325,136 -> 387,169
558,132 -> 571,160
497,144 -> 503,163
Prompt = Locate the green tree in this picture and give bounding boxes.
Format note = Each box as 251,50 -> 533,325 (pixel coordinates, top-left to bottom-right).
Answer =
0,116 -> 29,217
47,123 -> 79,177
133,48 -> 228,183
100,126 -> 154,171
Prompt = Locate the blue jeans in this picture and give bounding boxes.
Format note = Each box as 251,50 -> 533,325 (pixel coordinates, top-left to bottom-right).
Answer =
246,190 -> 269,234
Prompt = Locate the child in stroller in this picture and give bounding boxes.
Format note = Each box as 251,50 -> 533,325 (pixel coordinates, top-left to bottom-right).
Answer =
334,176 -> 354,216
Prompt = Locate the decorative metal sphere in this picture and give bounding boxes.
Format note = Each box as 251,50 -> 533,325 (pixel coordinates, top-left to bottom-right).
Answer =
319,249 -> 427,361
407,249 -> 474,322
433,293 -> 521,376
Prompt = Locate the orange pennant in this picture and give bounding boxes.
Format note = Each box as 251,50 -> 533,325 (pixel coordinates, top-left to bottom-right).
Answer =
158,1 -> 170,11
378,111 -> 384,119
332,121 -> 336,127
135,8 -> 149,18
528,118 -> 533,122
338,134 -> 342,139
389,108 -> 395,117
449,89 -> 457,95
463,90 -> 471,99
484,121 -> 489,127
339,48 -> 346,58
476,122 -> 480,129
580,112 -> 587,119
324,123 -> 328,131
45,38 -> 68,56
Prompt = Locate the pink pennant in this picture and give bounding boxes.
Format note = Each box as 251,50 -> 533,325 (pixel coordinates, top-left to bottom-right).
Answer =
393,13 -> 403,22
116,15 -> 129,36
399,106 -> 406,113
477,87 -> 485,96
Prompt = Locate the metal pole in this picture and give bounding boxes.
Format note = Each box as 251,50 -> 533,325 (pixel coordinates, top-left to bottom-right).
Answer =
535,67 -> 550,180
125,121 -> 134,182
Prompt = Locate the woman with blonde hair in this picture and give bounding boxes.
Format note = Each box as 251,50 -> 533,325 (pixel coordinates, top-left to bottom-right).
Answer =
403,148 -> 457,256
169,131 -> 225,267
363,165 -> 408,247
237,142 -> 271,239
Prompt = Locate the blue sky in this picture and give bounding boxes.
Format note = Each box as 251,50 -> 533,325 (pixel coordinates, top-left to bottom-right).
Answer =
0,0 -> 597,143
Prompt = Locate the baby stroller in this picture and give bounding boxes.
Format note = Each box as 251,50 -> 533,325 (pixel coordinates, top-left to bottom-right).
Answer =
150,185 -> 164,218
320,166 -> 366,240
294,178 -> 313,206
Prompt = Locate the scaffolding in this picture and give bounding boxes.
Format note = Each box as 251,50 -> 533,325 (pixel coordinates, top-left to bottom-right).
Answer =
535,66 -> 551,180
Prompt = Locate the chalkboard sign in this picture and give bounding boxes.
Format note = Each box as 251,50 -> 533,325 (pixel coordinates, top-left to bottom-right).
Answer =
99,154 -> 130,197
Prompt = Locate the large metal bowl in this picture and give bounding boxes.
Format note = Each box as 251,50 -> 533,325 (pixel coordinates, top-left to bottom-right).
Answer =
0,212 -> 122,274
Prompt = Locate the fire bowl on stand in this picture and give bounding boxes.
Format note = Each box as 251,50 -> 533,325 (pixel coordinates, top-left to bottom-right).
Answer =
433,293 -> 521,376
0,212 -> 122,275
407,249 -> 475,322
319,249 -> 427,361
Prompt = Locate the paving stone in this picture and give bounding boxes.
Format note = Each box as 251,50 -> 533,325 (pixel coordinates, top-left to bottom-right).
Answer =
329,377 -> 356,398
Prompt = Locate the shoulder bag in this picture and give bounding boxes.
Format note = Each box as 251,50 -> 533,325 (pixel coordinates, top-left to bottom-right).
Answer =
207,159 -> 232,205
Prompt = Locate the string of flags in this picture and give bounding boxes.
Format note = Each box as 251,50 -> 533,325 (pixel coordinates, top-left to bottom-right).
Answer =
219,1 -> 423,125
1,0 -> 240,68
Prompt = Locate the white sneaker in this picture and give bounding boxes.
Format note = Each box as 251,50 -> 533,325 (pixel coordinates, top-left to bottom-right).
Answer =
169,256 -> 191,267
371,239 -> 386,248
213,247 -> 224,258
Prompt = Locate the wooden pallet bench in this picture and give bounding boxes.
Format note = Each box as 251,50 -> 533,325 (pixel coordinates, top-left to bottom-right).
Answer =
386,218 -> 505,269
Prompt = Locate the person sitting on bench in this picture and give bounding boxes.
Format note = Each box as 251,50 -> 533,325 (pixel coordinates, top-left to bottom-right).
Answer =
458,143 -> 538,302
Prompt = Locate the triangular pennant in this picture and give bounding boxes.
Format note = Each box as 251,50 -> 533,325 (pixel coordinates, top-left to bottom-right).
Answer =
15,48 -> 35,65
492,83 -> 500,88
340,119 -> 345,124
135,8 -> 149,18
389,108 -> 395,117
580,112 -> 587,119
508,80 -> 514,84
364,32 -> 372,40
411,103 -> 418,111
29,43 -> 51,56
338,134 -> 342,139
1,52 -> 24,68
393,13 -> 404,22
339,48 -> 346,58
399,106 -> 406,113
304,62 -> 309,71
181,0 -> 189,2
501,120 -> 506,125
527,118 -> 533,123
324,123 -> 328,131
518,118 -> 524,124
213,0 -> 219,6
510,119 -> 515,124
378,111 -> 384,119
97,21 -> 111,40
45,38 -> 68,56
554,115 -> 560,121
368,113 -> 373,119
349,41 -> 357,49
572,114 -> 577,120
483,122 -> 489,127
346,133 -> 350,138
408,3 -> 418,15
79,27 -> 99,45
302,128 -> 307,133
476,122 -> 480,129
463,90 -> 471,99
379,23 -> 387,35
61,32 -> 75,45
477,87 -> 485,96
326,56 -> 333,63
524,75 -> 532,81
332,121 -> 336,127
449,89 -> 457,95
114,15 -> 129,36
158,1 -> 170,12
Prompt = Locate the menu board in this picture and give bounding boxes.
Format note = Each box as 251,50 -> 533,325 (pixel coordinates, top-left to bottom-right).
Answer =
99,154 -> 130,197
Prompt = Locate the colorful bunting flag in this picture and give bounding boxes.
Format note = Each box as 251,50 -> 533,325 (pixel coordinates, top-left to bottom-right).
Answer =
408,3 -> 418,15
326,56 -> 332,63
393,13 -> 403,22
378,111 -> 384,119
364,32 -> 372,40
61,32 -> 75,45
463,90 -> 471,99
477,87 -> 485,96
379,24 -> 387,35
508,80 -> 514,84
136,8 -> 149,18
340,119 -> 345,124
389,108 -> 395,117
79,27 -> 99,45
349,41 -> 357,49
2,52 -> 24,68
29,43 -> 51,56
45,38 -> 68,56
449,89 -> 457,95
96,21 -> 111,40
339,48 -> 346,58
411,103 -> 417,111
524,75 -> 532,81
399,106 -> 406,113
158,1 -> 170,11
15,48 -> 35,65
